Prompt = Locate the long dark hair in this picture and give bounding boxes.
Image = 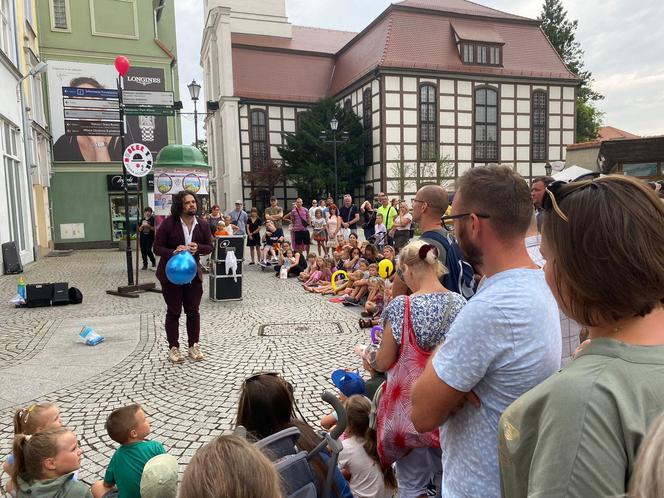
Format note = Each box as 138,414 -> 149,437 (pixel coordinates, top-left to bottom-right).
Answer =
345,395 -> 396,489
236,374 -> 336,495
171,190 -> 197,218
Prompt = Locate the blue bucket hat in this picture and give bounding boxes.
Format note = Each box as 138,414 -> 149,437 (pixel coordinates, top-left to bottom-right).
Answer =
331,369 -> 365,397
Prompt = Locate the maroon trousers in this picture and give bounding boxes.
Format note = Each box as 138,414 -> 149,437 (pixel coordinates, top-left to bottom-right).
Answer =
161,277 -> 203,348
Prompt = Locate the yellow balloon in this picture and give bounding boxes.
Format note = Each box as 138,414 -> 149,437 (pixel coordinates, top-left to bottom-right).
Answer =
378,259 -> 394,278
331,270 -> 349,291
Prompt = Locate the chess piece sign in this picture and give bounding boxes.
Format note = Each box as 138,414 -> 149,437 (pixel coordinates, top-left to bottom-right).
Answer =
123,143 -> 153,178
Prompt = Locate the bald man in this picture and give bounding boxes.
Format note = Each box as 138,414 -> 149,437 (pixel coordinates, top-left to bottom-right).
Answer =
392,184 -> 451,297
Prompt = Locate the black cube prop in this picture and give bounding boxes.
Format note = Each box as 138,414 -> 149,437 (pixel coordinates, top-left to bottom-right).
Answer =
213,235 -> 245,261
209,274 -> 242,301
26,283 -> 53,308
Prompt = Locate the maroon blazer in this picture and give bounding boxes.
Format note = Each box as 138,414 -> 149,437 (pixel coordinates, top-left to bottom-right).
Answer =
153,215 -> 214,283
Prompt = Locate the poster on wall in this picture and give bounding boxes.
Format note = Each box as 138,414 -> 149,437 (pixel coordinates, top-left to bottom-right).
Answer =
152,168 -> 210,228
47,61 -> 169,162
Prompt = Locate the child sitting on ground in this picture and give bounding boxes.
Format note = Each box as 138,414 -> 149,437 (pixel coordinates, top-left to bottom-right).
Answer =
303,257 -> 332,290
91,404 -> 166,498
338,395 -> 395,498
11,427 -> 92,497
179,435 -> 283,498
344,248 -> 362,272
334,234 -> 347,253
298,253 -> 318,281
343,260 -> 371,306
4,403 -> 64,496
364,274 -> 385,315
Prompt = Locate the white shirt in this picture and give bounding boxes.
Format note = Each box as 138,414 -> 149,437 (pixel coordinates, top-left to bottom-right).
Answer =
180,217 -> 198,246
338,436 -> 393,498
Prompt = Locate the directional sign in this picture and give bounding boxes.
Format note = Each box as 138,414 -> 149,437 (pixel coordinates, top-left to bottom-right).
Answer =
64,108 -> 121,121
123,106 -> 174,117
62,87 -> 119,99
123,90 -> 174,107
65,120 -> 122,137
63,97 -> 119,110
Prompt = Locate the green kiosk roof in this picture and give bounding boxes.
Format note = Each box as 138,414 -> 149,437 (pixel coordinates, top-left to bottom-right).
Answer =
154,145 -> 208,169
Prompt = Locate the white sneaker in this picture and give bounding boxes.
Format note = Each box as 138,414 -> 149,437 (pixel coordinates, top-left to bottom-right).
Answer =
188,343 -> 204,361
168,347 -> 184,364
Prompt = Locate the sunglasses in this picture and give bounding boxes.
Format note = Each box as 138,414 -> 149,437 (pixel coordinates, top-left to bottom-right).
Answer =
542,179 -> 599,223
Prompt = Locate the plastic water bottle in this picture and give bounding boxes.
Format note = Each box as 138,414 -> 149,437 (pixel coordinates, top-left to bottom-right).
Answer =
17,277 -> 26,300
79,326 -> 104,346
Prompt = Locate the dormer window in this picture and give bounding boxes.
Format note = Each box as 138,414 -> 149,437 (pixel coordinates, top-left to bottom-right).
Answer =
461,43 -> 502,66
452,21 -> 504,67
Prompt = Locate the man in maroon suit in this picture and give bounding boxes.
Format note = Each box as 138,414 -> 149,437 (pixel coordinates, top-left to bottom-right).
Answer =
154,191 -> 214,363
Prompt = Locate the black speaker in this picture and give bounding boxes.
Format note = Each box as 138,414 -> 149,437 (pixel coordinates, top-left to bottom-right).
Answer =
51,282 -> 70,306
26,283 -> 53,308
2,242 -> 23,274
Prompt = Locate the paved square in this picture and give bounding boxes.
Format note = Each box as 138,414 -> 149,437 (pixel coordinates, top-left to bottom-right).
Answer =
0,250 -> 365,484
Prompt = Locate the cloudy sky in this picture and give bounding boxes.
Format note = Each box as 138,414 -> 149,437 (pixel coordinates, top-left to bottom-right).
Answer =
175,0 -> 664,145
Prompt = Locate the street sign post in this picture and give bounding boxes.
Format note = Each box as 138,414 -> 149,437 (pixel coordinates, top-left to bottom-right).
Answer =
64,120 -> 122,136
123,90 -> 174,106
62,86 -> 119,99
63,97 -> 120,110
64,108 -> 121,120
123,106 -> 174,116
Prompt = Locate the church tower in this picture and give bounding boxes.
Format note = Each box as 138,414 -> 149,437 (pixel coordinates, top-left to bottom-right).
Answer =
202,0 -> 293,209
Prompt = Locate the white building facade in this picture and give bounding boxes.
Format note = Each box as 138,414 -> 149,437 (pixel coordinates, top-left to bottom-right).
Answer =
202,0 -> 579,210
0,0 -> 36,270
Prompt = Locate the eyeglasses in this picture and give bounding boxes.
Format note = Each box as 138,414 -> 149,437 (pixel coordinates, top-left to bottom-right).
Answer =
412,198 -> 446,209
441,212 -> 490,231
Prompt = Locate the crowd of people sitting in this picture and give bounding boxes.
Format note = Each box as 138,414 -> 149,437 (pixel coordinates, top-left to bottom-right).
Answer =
4,165 -> 664,498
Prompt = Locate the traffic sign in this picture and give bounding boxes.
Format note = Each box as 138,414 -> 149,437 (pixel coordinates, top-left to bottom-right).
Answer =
64,108 -> 121,121
63,97 -> 119,110
123,143 -> 153,178
65,120 -> 122,136
62,86 -> 119,99
123,106 -> 174,117
123,90 -> 174,106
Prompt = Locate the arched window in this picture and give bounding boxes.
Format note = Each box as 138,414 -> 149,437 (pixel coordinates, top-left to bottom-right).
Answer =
531,90 -> 548,161
250,109 -> 268,168
344,99 -> 352,113
419,84 -> 437,161
363,89 -> 372,166
474,87 -> 498,161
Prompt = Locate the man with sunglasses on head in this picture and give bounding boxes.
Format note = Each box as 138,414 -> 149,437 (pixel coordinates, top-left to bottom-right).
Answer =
530,176 -> 554,232
411,166 -> 561,498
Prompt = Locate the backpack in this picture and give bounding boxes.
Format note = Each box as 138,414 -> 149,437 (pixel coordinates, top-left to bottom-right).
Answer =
421,230 -> 476,299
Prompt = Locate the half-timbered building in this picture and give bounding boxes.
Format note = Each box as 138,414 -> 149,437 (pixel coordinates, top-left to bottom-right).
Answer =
202,0 -> 580,210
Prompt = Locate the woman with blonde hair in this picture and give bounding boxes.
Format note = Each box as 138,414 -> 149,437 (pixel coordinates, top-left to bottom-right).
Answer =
629,411 -> 664,498
370,239 -> 466,497
179,435 -> 283,498
499,176 -> 664,498
391,200 -> 413,253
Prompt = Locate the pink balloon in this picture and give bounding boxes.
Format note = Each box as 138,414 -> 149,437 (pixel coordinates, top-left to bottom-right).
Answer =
114,56 -> 130,77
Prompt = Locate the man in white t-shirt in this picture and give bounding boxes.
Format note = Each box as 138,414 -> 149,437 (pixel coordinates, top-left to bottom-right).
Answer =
411,165 -> 561,498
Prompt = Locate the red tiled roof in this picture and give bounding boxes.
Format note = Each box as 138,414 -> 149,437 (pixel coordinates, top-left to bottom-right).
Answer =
232,47 -> 336,103
567,126 -> 640,150
231,25 -> 356,55
396,0 -> 533,22
231,0 -> 579,103
598,126 -> 639,140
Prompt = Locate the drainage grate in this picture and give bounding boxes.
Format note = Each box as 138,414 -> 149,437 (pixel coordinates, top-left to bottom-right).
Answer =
259,322 -> 342,337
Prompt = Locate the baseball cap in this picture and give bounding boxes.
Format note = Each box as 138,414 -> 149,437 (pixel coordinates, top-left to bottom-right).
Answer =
331,369 -> 365,397
235,200 -> 243,205
140,454 -> 178,498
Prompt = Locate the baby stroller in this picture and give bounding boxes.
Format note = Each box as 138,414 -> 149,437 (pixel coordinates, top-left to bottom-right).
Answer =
250,391 -> 348,498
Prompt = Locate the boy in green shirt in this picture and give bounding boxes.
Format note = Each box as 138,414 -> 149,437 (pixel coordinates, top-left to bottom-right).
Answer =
91,405 -> 166,498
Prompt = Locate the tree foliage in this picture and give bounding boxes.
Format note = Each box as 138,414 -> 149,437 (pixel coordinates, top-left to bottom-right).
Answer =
192,139 -> 208,164
278,98 -> 364,202
242,159 -> 285,199
539,0 -> 604,142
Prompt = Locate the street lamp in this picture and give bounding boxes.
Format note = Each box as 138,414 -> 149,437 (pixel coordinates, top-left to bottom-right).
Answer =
320,117 -> 348,202
545,162 -> 552,176
187,79 -> 201,147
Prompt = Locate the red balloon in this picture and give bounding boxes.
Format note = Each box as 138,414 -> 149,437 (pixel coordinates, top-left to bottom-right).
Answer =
114,56 -> 130,77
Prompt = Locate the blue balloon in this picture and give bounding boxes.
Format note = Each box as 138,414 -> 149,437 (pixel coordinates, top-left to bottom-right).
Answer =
165,251 -> 197,285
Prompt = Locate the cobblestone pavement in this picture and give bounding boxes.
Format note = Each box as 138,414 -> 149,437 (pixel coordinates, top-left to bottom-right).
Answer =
0,250 -> 366,484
